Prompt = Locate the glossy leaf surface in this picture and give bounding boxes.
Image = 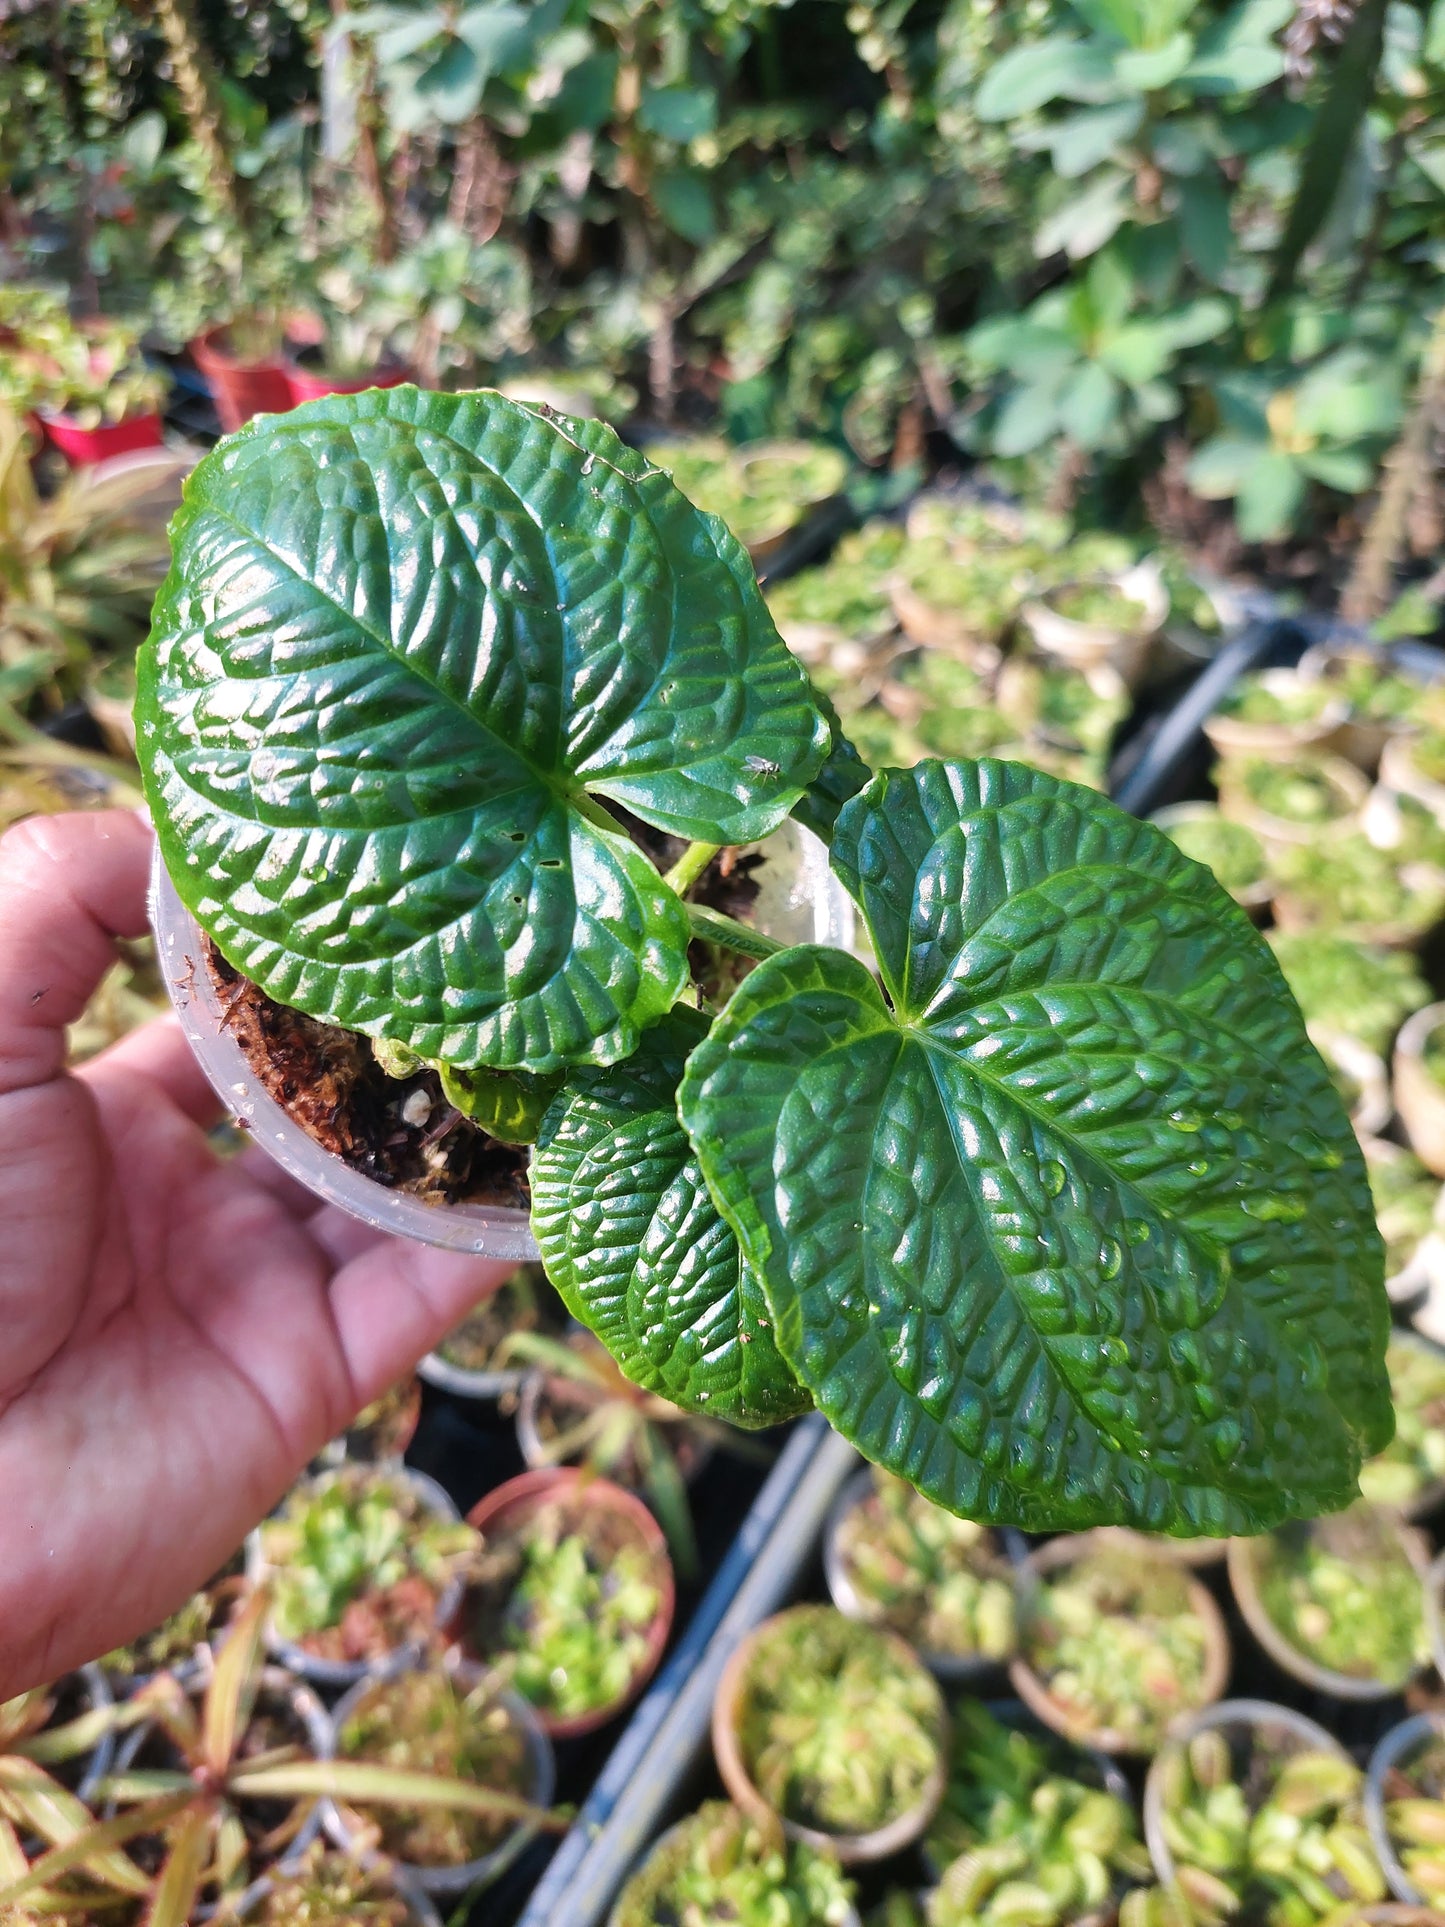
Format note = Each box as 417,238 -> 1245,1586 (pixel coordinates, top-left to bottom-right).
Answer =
680,759 -> 1391,1533
531,1008 -> 809,1428
138,387 -> 828,1072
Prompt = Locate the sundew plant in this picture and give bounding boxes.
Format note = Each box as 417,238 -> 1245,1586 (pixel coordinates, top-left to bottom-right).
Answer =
136,387 -> 1390,1536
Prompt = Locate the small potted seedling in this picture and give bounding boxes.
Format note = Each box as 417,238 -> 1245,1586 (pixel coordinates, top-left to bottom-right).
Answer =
1365,1710 -> 1445,1910
283,298 -> 412,408
765,518 -> 905,663
1359,1333 -> 1445,1516
458,1467 -> 674,1738
323,1663 -> 553,1895
1360,1140 -> 1444,1308
1270,835 -> 1445,947
712,1604 -> 948,1864
333,1375 -> 423,1465
1227,1501 -> 1434,1698
1020,559 -> 1166,684
611,1801 -> 860,1927
100,1554 -> 246,1693
644,436 -> 848,566
1144,1699 -> 1385,1924
191,315 -> 293,432
0,287 -> 167,463
1010,1534 -> 1229,1755
230,1843 -> 442,1925
137,386 -> 1394,1549
1215,753 -> 1370,847
418,1265 -> 567,1400
1298,640 -> 1428,771
888,540 -> 1034,669
1152,803 -> 1273,912
1205,667 -> 1349,761
511,1328 -> 723,1571
1395,1003 -> 1445,1176
0,1591 -> 561,1923
922,1697 -> 1149,1925
993,656 -> 1129,788
248,1465 -> 479,1686
824,1466 -> 1016,1678
1268,933 -> 1430,1059
1382,723 -> 1445,824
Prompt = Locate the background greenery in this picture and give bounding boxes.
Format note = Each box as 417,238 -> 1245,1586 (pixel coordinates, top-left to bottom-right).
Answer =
2,0 -> 1444,571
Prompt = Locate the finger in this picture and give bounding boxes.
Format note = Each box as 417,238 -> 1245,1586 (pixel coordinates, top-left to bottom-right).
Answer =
0,811 -> 154,1095
79,1013 -> 224,1127
326,1243 -> 515,1406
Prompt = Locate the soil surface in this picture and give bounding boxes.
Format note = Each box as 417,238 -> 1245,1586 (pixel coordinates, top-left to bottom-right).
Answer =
204,939 -> 530,1209
204,826 -> 763,1206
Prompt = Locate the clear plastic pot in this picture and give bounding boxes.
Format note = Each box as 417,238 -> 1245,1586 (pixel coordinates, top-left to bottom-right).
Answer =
1364,1709 -> 1445,1908
245,1465 -> 467,1689
322,1662 -> 555,1897
109,1665 -> 331,1893
151,820 -> 853,1263
822,1465 -> 1017,1684
1143,1698 -> 1351,1893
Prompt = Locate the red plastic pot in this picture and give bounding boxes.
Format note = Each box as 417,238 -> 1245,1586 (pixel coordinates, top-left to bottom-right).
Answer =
462,1467 -> 675,1740
39,410 -> 164,465
285,364 -> 412,405
191,329 -> 292,433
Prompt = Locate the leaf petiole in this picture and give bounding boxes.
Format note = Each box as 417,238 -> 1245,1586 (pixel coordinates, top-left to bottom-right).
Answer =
663,840 -> 722,897
685,903 -> 785,963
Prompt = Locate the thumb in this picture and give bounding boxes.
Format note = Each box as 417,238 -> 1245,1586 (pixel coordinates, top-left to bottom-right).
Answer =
325,1239 -> 518,1408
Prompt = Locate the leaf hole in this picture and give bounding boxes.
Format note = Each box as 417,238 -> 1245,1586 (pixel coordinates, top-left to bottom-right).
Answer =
539,859 -> 563,869
506,830 -> 525,842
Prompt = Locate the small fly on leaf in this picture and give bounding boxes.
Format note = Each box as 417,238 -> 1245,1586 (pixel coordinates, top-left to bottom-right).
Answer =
744,755 -> 782,779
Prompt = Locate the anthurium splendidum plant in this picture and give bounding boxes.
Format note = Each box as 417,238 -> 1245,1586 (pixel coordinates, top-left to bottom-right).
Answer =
137,386 -> 1391,1537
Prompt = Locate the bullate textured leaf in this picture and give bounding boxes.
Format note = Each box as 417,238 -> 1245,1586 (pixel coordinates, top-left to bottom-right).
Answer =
531,1009 -> 808,1428
680,758 -> 1391,1534
137,387 -> 828,1073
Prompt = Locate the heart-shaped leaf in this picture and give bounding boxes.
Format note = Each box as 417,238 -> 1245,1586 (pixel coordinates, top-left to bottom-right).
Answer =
531,1008 -> 809,1428
680,759 -> 1391,1534
138,387 -> 828,1073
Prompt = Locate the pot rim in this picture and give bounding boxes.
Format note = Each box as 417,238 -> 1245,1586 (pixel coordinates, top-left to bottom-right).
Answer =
246,1464 -> 467,1688
148,847 -> 538,1262
821,1465 -> 1016,1681
459,1466 -> 676,1740
1143,1696 -> 1351,1891
1007,1530 -> 1230,1754
321,1662 -> 555,1895
110,1665 -> 331,1881
710,1605 -> 949,1865
1225,1508 -> 1437,1701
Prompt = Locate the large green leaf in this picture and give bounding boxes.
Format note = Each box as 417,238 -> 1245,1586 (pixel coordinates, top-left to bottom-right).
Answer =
138,387 -> 828,1074
531,1009 -> 809,1428
680,759 -> 1391,1535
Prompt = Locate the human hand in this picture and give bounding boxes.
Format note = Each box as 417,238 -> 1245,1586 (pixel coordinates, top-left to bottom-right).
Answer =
0,810 -> 513,1697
